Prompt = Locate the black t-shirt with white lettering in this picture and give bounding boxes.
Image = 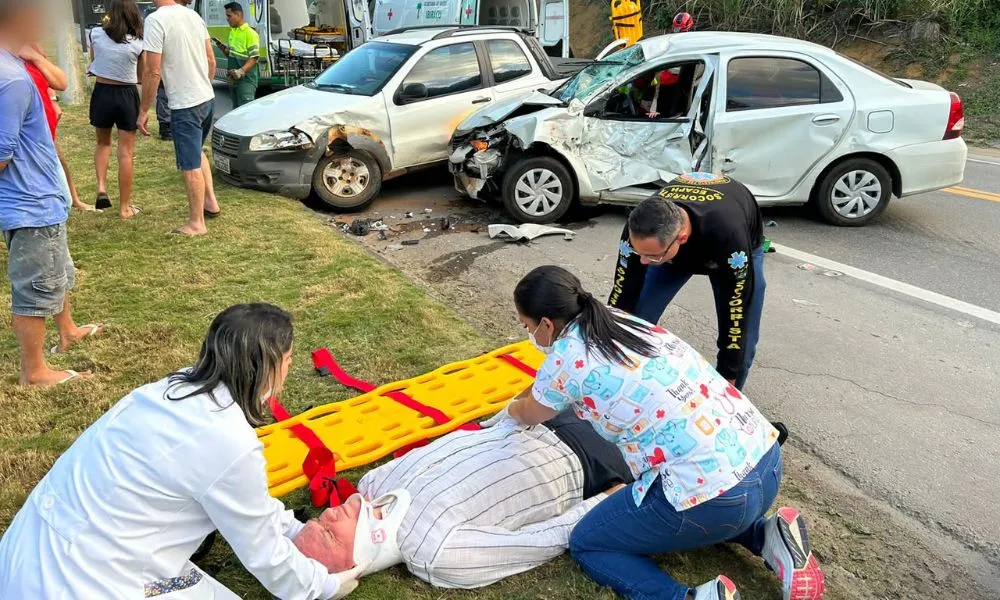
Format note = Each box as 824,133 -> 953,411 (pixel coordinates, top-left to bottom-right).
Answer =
608,173 -> 764,380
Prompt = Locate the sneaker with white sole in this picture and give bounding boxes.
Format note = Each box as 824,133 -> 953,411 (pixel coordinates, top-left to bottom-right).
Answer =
763,507 -> 826,600
691,575 -> 740,600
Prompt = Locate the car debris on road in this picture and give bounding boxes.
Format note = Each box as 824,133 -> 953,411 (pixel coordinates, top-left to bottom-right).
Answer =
488,223 -> 576,242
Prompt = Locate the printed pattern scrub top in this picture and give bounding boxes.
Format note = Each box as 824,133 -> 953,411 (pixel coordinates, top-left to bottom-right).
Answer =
531,313 -> 779,510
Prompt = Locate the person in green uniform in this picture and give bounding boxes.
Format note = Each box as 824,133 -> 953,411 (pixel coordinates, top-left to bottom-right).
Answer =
213,2 -> 259,108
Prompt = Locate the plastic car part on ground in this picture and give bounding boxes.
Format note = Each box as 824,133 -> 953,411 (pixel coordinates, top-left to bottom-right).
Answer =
258,341 -> 545,497
488,224 -> 576,241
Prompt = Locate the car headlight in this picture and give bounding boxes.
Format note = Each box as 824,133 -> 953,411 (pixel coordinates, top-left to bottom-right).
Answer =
248,130 -> 313,152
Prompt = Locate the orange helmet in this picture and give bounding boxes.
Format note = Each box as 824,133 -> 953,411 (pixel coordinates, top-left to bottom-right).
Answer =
672,12 -> 694,32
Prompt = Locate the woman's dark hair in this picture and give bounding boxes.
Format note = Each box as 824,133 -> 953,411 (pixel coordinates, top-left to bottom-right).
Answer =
103,0 -> 143,43
167,303 -> 294,427
514,266 -> 657,364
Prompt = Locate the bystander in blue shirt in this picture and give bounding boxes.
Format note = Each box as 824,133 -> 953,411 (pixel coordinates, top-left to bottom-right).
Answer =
0,49 -> 67,232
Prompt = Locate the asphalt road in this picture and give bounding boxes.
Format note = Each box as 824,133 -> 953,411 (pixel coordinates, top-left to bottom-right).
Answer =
212,93 -> 1000,588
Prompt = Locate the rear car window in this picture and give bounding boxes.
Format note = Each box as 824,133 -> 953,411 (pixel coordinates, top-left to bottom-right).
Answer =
487,40 -> 532,84
401,42 -> 483,100
726,57 -> 844,111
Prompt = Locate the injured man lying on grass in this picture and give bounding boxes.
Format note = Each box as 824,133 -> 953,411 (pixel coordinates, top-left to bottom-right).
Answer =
294,409 -> 633,588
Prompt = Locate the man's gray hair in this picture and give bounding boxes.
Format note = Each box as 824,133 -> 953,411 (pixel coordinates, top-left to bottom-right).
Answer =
628,197 -> 685,244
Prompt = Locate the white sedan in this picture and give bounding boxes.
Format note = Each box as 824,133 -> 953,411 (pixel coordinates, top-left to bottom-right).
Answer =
448,32 -> 968,226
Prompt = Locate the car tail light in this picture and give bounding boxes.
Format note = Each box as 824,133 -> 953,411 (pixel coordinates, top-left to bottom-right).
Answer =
944,92 -> 964,140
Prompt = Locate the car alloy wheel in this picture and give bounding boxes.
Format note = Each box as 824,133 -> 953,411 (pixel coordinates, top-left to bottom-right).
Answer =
322,156 -> 371,199
513,168 -> 564,217
830,169 -> 882,219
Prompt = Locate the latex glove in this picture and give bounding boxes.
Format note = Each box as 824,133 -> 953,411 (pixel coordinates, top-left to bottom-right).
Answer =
327,564 -> 366,599
480,403 -> 518,429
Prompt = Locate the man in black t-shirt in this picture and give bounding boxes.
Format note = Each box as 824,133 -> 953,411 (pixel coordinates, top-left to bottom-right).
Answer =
609,172 -> 765,390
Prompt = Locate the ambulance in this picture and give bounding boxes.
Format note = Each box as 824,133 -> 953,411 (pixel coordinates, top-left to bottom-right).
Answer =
370,0 -> 572,57
194,0 -> 372,89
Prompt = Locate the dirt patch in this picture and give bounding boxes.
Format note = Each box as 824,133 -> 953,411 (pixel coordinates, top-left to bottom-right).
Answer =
904,62 -> 924,78
569,0 -> 613,57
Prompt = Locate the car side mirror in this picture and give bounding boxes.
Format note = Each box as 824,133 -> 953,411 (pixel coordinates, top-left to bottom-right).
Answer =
399,83 -> 428,103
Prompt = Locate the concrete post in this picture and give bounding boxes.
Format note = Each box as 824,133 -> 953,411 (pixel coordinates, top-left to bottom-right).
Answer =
53,0 -> 86,105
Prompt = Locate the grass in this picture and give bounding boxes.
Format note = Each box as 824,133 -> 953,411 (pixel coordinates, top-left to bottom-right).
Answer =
0,102 -> 839,599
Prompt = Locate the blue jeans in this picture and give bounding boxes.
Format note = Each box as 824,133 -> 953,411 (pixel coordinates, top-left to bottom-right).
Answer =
570,443 -> 782,600
633,246 -> 766,389
171,100 -> 214,171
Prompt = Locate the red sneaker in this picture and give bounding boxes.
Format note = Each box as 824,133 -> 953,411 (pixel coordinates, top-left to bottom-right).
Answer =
763,507 -> 826,600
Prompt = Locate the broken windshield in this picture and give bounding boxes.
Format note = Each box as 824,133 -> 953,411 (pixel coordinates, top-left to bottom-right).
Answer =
554,44 -> 645,103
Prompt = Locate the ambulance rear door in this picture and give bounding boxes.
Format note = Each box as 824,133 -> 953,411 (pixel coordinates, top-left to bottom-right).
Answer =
538,0 -> 569,57
344,0 -> 372,47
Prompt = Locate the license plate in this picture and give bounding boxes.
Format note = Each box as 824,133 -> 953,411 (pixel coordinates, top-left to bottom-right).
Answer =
214,155 -> 230,175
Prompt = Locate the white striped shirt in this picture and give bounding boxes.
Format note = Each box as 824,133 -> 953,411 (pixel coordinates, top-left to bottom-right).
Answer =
358,425 -> 607,588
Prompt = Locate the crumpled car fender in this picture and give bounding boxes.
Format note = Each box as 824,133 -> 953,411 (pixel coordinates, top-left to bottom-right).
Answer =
295,107 -> 394,174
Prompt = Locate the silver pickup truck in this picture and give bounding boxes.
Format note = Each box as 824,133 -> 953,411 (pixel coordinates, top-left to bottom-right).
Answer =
211,26 -> 591,211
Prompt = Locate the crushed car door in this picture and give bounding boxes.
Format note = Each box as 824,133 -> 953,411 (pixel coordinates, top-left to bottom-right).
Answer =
576,55 -> 716,193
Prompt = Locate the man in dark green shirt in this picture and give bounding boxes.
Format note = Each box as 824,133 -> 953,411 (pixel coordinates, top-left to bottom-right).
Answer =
213,2 -> 260,108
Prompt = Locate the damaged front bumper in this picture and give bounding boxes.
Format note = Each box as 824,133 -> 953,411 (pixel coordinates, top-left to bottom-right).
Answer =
448,127 -> 513,200
211,129 -> 323,200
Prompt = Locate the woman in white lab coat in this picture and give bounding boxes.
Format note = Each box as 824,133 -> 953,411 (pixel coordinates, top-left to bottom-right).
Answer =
0,303 -> 362,599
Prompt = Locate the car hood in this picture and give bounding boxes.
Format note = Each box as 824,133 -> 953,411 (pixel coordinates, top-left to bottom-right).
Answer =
454,92 -> 564,135
214,85 -> 374,137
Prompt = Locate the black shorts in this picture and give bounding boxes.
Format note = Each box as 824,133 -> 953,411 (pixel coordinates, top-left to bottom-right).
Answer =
89,82 -> 140,132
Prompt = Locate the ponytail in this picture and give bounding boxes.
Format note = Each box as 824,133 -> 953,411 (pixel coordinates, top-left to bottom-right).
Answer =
515,266 -> 657,365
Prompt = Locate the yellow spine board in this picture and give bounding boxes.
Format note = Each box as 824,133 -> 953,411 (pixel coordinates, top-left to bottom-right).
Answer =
609,0 -> 643,47
259,341 -> 545,496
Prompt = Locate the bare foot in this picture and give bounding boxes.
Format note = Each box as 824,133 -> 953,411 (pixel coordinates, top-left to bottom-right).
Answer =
54,323 -> 105,354
20,368 -> 92,387
205,198 -> 221,213
74,201 -> 97,212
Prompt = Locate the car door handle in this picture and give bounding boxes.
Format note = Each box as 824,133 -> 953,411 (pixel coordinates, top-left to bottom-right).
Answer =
471,97 -> 491,104
812,114 -> 841,125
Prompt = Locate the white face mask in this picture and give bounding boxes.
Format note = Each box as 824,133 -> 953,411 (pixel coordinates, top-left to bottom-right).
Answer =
528,322 -> 554,355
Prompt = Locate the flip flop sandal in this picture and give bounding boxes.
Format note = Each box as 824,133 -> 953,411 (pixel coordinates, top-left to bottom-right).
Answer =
57,370 -> 81,384
123,206 -> 143,218
95,192 -> 112,210
50,323 -> 103,355
204,209 -> 221,219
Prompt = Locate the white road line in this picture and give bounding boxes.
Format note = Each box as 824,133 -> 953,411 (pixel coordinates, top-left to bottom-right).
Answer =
967,157 -> 1000,167
773,244 -> 1000,327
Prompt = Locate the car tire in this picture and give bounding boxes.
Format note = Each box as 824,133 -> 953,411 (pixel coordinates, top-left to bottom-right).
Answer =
311,149 -> 382,212
814,158 -> 892,227
502,156 -> 575,224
